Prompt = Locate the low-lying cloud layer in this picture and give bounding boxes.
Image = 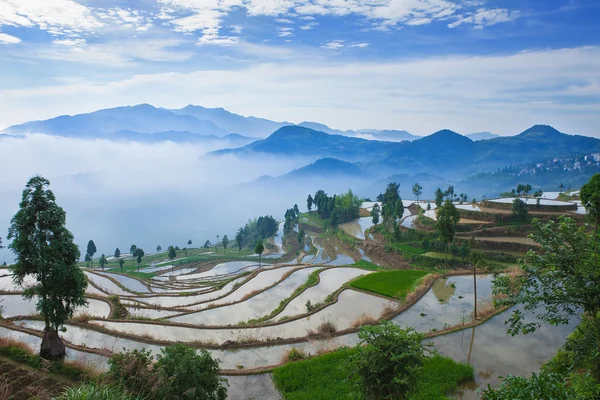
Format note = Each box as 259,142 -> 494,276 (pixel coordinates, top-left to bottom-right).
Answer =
0,134 -> 314,263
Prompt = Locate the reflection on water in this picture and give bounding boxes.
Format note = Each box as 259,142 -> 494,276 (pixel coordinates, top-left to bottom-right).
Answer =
428,306 -> 578,398
432,278 -> 456,302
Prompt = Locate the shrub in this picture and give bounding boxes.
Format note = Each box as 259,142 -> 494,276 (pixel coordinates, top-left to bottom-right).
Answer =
282,347 -> 307,363
107,348 -> 159,397
154,345 -> 228,400
317,320 -> 337,335
58,383 -> 137,400
482,372 -> 575,400
349,321 -> 427,400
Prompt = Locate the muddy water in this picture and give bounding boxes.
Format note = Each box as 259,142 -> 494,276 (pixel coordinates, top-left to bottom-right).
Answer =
0,294 -> 111,318
84,271 -> 133,296
169,267 -> 320,326
96,272 -> 149,293
174,262 -> 259,281
428,306 -> 578,398
129,276 -> 248,308
392,275 -> 494,333
168,267 -> 299,322
13,319 -> 360,370
93,289 -> 396,343
0,326 -> 109,372
126,307 -> 182,319
339,217 -> 374,240
0,274 -> 37,291
275,268 -> 372,320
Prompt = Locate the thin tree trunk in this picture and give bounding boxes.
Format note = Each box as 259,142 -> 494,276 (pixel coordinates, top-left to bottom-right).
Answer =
473,264 -> 478,320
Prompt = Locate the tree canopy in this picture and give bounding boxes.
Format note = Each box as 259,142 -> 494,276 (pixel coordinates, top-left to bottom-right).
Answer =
436,199 -> 461,263
114,248 -> 121,258
512,198 -> 529,221
235,215 -> 278,249
8,175 -> 87,360
581,173 -> 600,234
494,216 -> 600,336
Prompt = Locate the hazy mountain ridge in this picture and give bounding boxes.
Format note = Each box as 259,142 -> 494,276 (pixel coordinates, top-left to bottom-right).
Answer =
228,124 -> 600,180
4,103 -> 501,144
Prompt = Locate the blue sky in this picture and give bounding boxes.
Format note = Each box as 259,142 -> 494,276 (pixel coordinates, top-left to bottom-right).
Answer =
0,0 -> 599,136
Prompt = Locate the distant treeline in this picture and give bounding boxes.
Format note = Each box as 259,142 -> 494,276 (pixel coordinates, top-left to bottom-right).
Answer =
310,189 -> 361,226
235,216 -> 278,249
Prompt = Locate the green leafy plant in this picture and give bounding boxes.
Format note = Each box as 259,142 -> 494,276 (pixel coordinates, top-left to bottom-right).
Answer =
348,321 -> 428,399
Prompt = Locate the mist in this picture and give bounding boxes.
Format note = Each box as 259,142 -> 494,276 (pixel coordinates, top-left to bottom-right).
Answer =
0,135 -> 321,263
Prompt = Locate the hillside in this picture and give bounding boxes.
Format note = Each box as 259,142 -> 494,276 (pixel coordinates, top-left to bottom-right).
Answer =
212,125 -> 404,162
4,104 -> 228,137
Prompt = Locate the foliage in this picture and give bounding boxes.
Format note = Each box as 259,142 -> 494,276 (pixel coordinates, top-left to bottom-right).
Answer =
130,244 -> 137,255
235,215 -> 278,249
107,348 -> 160,397
297,228 -> 305,245
435,188 -> 444,207
349,322 -> 427,400
350,270 -> 428,300
313,189 -> 361,226
86,240 -> 97,262
581,173 -> 600,233
133,248 -> 145,271
114,248 -> 121,258
371,203 -> 380,225
409,354 -> 473,400
482,372 -> 581,400
99,254 -> 107,270
58,383 -> 138,400
7,176 -> 88,336
493,217 -> 600,336
286,347 -> 308,362
435,200 -> 460,263
254,240 -> 264,256
156,245 -> 162,252
511,198 -> 529,221
118,258 -> 125,271
154,345 -> 228,400
352,260 -> 381,271
307,194 -> 313,211
222,235 -> 229,251
168,246 -> 177,263
412,183 -> 423,202
273,348 -> 471,400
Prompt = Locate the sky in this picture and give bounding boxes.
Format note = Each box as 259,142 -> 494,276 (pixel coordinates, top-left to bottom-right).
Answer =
0,0 -> 599,136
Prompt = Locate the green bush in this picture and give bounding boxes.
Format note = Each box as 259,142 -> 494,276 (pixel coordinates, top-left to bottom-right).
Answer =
0,345 -> 43,368
349,322 -> 426,399
482,372 -> 575,400
154,345 -> 228,400
107,348 -> 159,397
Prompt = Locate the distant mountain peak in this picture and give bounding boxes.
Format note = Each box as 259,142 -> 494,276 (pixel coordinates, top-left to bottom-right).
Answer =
518,125 -> 563,137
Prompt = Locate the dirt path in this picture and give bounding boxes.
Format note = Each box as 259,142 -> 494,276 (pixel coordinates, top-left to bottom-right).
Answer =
0,356 -> 73,399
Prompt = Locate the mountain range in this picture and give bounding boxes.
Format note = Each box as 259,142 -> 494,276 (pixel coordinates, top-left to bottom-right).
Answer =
217,124 -> 600,179
2,103 -> 497,144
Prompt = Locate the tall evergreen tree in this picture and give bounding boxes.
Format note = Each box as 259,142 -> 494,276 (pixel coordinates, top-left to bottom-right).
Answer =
307,194 -> 313,212
86,240 -> 96,266
436,199 -> 460,263
8,176 -> 87,360
114,248 -> 121,258
254,240 -> 264,267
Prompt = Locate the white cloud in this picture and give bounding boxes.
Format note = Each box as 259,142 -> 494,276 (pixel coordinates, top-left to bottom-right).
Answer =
449,8 -> 519,29
275,18 -> 293,24
278,26 -> 294,37
349,42 -> 368,48
0,0 -> 102,37
1,46 -> 599,137
0,32 -> 20,44
28,38 -> 193,67
230,24 -> 243,34
300,22 -> 318,30
321,40 -> 344,49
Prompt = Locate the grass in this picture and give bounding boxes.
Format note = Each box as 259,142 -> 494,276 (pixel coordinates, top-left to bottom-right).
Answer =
350,270 -> 429,300
57,383 -> 138,400
351,260 -> 381,271
272,349 -> 474,400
